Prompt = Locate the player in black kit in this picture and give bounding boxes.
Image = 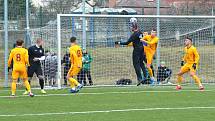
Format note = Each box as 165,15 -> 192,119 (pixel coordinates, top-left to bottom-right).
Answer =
115,18 -> 149,85
23,39 -> 46,94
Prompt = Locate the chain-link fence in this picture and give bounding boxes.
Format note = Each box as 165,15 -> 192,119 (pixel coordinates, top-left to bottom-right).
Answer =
55,15 -> 215,86
1,0 -> 215,87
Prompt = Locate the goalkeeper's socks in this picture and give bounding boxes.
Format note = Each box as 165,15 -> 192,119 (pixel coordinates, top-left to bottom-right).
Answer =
39,79 -> 45,89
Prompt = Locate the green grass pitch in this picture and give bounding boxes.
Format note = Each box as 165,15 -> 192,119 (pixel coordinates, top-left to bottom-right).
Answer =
0,85 -> 215,121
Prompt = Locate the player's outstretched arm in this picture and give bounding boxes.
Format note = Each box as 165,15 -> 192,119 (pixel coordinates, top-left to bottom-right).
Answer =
141,37 -> 159,45
114,35 -> 135,47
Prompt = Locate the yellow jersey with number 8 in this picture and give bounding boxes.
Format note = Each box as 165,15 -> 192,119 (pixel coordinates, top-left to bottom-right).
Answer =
8,47 -> 29,70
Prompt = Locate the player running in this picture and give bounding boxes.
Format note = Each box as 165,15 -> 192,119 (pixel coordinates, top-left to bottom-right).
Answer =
8,39 -> 34,97
176,37 -> 204,90
67,37 -> 83,93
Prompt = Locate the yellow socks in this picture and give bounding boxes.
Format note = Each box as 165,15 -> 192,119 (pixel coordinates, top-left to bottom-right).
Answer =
192,75 -> 202,86
23,79 -> 31,92
68,78 -> 79,88
148,67 -> 153,77
11,80 -> 17,95
177,75 -> 183,85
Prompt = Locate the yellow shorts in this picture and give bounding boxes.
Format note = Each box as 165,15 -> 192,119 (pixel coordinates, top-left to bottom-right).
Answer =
145,48 -> 155,65
68,67 -> 81,77
180,63 -> 198,73
12,66 -> 28,80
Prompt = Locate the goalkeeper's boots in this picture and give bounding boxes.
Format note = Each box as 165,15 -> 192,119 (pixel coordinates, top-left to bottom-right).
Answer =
76,84 -> 83,92
199,86 -> 204,91
29,92 -> 34,97
41,89 -> 47,94
23,90 -> 29,95
176,85 -> 182,90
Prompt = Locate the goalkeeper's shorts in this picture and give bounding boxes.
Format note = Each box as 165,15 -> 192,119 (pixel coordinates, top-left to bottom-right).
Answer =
28,64 -> 43,77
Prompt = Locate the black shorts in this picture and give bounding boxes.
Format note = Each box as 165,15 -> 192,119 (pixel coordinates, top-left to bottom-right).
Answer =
28,64 -> 43,77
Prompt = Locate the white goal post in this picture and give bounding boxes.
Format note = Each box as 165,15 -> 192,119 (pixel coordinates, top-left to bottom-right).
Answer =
56,14 -> 215,89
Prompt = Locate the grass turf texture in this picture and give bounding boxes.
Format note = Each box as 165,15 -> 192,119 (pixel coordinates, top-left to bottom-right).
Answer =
0,85 -> 215,121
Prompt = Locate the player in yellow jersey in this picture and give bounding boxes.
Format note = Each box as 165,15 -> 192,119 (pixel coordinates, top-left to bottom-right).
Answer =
143,31 -> 148,37
67,37 -> 83,93
141,29 -> 159,83
8,39 -> 34,97
176,37 -> 204,90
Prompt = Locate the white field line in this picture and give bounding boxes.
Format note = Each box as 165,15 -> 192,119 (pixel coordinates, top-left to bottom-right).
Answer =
0,106 -> 215,117
0,83 -> 214,91
0,89 -> 214,98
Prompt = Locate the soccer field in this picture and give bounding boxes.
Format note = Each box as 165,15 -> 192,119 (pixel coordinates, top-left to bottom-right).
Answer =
0,85 -> 215,121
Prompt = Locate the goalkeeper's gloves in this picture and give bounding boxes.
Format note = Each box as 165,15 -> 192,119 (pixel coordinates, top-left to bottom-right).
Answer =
192,63 -> 197,70
115,41 -> 121,45
181,61 -> 184,66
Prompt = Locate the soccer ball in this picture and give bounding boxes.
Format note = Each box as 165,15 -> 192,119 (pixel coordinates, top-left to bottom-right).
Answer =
130,17 -> 137,23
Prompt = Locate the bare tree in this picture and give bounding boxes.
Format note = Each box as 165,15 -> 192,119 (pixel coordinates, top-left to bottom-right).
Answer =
44,0 -> 82,15
169,0 -> 215,15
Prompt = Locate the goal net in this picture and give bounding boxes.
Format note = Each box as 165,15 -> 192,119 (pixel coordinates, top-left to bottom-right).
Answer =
31,14 -> 215,88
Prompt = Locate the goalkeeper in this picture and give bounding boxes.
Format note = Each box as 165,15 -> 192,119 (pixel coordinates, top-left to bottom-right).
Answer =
115,18 -> 149,85
175,37 -> 204,90
23,39 -> 46,94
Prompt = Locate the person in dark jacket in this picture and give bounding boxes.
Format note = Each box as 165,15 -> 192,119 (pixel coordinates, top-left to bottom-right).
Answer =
157,61 -> 172,84
62,49 -> 71,85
